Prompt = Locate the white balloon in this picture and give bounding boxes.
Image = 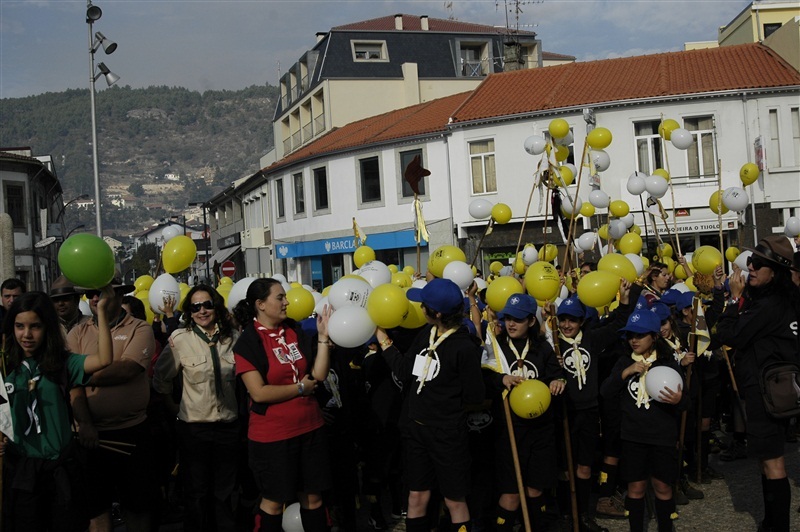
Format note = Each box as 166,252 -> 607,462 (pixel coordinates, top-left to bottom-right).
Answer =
625,253 -> 645,275
645,175 -> 669,198
148,273 -> 180,314
722,187 -> 749,212
559,285 -> 569,299
785,216 -> 800,237
561,163 -> 578,180
302,284 -> 315,293
626,172 -> 647,195
499,265 -> 514,277
560,191 -> 582,216
79,299 -> 92,316
555,130 -> 574,146
359,260 -> 391,288
590,149 -> 611,172
328,306 -> 377,348
468,198 -> 494,219
281,281 -> 292,294
734,250 -> 752,271
474,277 -> 487,291
282,502 -> 304,532
621,213 -> 635,228
589,190 -> 610,208
443,260 -> 474,291
313,295 -> 329,316
609,220 -> 627,240
578,232 -> 597,251
522,246 -> 539,265
670,128 -> 693,150
271,273 -> 287,284
311,291 -> 323,304
523,135 -> 547,155
645,366 -> 683,403
161,225 -> 182,242
227,277 -> 256,310
573,241 -> 584,254
328,277 -> 372,309
671,282 -> 690,293
411,279 -> 427,289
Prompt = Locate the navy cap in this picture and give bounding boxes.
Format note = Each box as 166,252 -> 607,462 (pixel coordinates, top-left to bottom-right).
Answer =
675,291 -> 696,312
557,295 -> 586,319
497,294 -> 537,320
463,296 -> 486,313
634,295 -> 649,311
406,278 -> 464,314
651,302 -> 671,323
619,310 -> 661,335
660,289 -> 680,307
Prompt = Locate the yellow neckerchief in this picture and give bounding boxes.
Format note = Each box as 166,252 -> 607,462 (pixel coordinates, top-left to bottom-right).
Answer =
663,335 -> 685,362
559,330 -> 586,389
417,326 -> 459,394
482,326 -> 510,375
631,350 -> 658,409
506,336 -> 530,374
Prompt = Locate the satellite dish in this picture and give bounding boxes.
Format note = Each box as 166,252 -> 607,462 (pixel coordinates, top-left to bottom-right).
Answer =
35,236 -> 57,249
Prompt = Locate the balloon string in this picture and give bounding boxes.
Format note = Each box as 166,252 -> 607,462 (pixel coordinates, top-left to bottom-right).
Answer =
717,158 -> 724,254
513,155 -> 546,262
470,218 -> 494,269
661,113 -> 682,258
560,141 -> 589,273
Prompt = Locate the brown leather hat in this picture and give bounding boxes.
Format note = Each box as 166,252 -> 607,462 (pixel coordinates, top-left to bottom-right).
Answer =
49,275 -> 83,299
747,235 -> 794,270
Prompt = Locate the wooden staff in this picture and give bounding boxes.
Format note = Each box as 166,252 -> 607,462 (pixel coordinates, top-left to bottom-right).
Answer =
717,159 -> 724,254
676,297 -> 697,482
638,195 -> 650,258
470,219 -> 494,269
513,157 -> 548,259
502,391 -> 531,532
548,315 -> 579,532
558,141 -> 590,273
661,114 -> 682,257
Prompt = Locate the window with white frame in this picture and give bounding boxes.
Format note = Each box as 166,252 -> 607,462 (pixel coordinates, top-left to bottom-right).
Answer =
399,149 -> 427,198
293,172 -> 305,215
275,178 -> 285,219
359,156 -> 382,203
459,42 -> 489,77
768,109 -> 781,168
633,120 -> 664,175
469,139 -> 497,194
684,116 -> 717,178
313,167 -> 329,210
352,41 -> 388,61
791,107 -> 799,167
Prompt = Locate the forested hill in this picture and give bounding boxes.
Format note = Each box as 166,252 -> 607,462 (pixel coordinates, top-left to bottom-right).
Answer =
0,84 -> 279,233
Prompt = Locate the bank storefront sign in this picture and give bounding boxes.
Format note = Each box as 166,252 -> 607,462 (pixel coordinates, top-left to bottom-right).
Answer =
275,230 -> 425,259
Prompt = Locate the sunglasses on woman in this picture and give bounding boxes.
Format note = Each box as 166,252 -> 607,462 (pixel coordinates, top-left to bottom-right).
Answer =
746,255 -> 769,270
189,300 -> 215,313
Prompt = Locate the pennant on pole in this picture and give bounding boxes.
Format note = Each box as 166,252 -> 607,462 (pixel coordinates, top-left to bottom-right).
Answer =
352,217 -> 367,248
413,199 -> 429,244
692,298 -> 712,357
403,154 -> 430,196
0,380 -> 15,443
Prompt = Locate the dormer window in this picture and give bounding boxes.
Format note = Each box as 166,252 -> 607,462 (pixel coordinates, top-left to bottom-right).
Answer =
352,41 -> 388,62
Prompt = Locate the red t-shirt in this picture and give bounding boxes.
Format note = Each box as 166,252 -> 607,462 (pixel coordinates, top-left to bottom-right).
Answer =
235,323 -> 323,443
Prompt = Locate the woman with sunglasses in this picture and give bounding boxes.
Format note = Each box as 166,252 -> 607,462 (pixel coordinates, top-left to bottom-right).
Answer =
232,278 -> 333,532
152,284 -> 239,532
715,236 -> 800,532
0,289 -> 114,531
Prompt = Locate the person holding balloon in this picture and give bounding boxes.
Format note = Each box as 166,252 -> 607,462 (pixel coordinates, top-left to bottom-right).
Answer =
600,309 -> 686,532
714,236 -> 800,532
375,278 -> 485,532
232,278 -> 333,532
641,263 -> 671,305
152,284 -> 240,532
0,289 -> 114,531
481,294 -> 564,531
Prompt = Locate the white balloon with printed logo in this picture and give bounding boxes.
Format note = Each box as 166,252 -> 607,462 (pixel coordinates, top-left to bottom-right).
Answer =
590,149 -> 611,172
227,277 -> 256,310
148,273 -> 180,314
328,277 -> 372,309
443,260 -> 474,291
328,306 -> 377,348
359,260 -> 392,288
523,135 -> 547,156
722,187 -> 749,212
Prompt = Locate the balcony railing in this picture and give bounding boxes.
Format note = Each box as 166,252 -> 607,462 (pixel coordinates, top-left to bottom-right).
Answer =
314,113 -> 326,135
283,137 -> 292,154
302,122 -> 313,141
291,131 -> 302,149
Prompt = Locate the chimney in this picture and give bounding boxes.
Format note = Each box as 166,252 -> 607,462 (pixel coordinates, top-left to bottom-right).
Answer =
315,32 -> 326,43
395,14 -> 403,30
420,15 -> 429,31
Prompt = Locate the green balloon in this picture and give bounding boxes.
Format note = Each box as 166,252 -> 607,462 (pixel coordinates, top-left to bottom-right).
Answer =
58,233 -> 115,289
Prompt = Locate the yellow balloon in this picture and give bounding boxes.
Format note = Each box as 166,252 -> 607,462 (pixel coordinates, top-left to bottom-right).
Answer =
579,202 -> 595,218
652,168 -> 670,182
321,285 -> 331,297
524,261 -> 560,301
162,235 -> 197,274
388,264 -> 398,274
598,254 -> 637,283
218,276 -> 234,286
548,118 -> 570,139
401,299 -> 427,329
662,256 -> 676,274
740,162 -> 760,186
692,245 -> 723,275
658,243 -> 673,259
354,246 -> 376,268
673,262 -> 692,280
285,287 -> 315,321
539,243 -> 558,262
577,271 -> 620,308
685,276 -> 698,292
134,275 -> 154,292
178,282 -> 190,308
725,246 -> 740,263
555,165 -> 574,187
587,127 -> 612,150
135,290 -> 155,324
290,282 -> 302,288
609,200 -> 630,218
630,224 -> 641,235
391,271 -> 413,288
509,379 -> 551,419
216,283 -> 232,307
641,255 -> 650,269
427,245 -> 467,278
598,224 -> 609,240
403,265 -> 415,276
513,254 -> 527,275
658,119 -> 680,140
490,261 -> 504,275
341,274 -> 367,282
618,233 -> 643,255
367,284 -> 409,328
709,190 -> 729,215
554,145 -> 570,162
491,203 -> 512,224
485,276 -> 523,312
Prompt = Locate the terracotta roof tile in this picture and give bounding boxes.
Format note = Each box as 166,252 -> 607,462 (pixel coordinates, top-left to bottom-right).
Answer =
452,43 -> 800,123
542,51 -> 576,61
264,92 -> 471,173
332,14 -> 534,35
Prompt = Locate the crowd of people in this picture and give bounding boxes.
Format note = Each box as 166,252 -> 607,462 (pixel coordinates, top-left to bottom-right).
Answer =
0,233 -> 798,532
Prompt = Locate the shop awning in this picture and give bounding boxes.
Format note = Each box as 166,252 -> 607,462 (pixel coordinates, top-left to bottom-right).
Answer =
209,245 -> 240,266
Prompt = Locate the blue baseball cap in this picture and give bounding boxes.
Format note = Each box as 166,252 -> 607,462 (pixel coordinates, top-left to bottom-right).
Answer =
660,289 -> 680,307
557,295 -> 586,319
463,296 -> 486,314
407,278 -> 464,314
651,302 -> 671,323
675,291 -> 696,312
620,310 -> 661,335
497,294 -> 537,320
634,295 -> 649,311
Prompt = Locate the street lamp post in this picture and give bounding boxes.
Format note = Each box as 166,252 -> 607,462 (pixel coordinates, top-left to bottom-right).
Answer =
87,1 -> 119,238
189,201 -> 211,282
57,193 -> 90,239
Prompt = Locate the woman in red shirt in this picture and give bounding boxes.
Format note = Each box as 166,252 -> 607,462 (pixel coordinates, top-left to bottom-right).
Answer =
233,278 -> 332,532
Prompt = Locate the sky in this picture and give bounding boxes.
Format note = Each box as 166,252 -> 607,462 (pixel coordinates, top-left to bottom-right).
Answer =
0,0 -> 752,99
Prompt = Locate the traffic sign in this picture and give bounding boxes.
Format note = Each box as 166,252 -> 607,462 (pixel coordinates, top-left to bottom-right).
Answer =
221,260 -> 236,277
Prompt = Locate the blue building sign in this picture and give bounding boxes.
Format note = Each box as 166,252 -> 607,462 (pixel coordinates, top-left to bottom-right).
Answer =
274,230 -> 426,259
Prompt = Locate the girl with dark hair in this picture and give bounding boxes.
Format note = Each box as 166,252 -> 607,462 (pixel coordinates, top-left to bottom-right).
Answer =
601,309 -> 686,532
0,289 -> 114,531
232,278 -> 333,532
152,284 -> 239,532
715,236 -> 800,532
642,263 -> 671,305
